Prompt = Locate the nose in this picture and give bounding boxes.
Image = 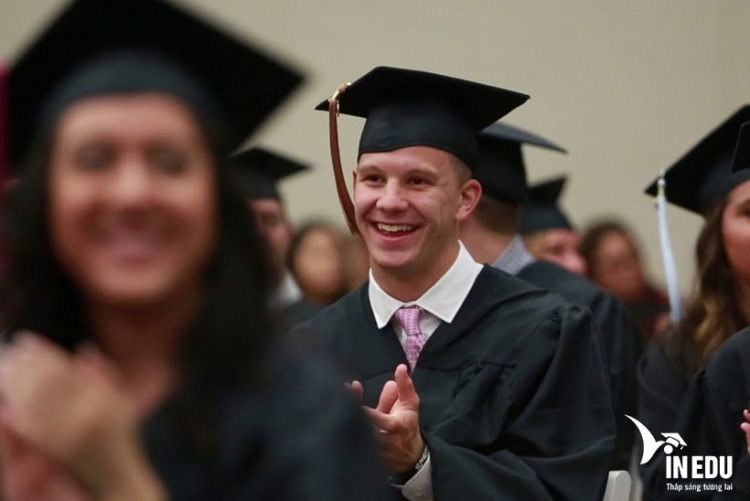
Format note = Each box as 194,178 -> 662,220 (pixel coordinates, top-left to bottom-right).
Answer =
104,156 -> 153,207
375,179 -> 408,212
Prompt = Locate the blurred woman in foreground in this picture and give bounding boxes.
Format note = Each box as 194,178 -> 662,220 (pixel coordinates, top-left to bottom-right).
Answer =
0,0 -> 386,500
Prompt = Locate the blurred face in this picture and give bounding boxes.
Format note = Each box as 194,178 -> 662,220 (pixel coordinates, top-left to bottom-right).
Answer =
722,180 -> 750,289
354,146 -> 480,281
49,94 -> 217,307
590,230 -> 645,302
249,198 -> 291,280
293,228 -> 344,301
526,229 -> 586,275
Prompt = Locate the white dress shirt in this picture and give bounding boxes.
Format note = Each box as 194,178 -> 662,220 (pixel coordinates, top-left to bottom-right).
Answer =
367,241 -> 483,501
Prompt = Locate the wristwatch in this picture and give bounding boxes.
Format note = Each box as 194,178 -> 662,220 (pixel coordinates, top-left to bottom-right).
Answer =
390,446 -> 430,486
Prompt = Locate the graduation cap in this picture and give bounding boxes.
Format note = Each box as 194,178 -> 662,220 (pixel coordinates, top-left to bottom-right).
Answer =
731,122 -> 750,173
644,105 -> 750,214
476,122 -> 567,206
227,147 -> 310,201
315,66 -> 529,233
520,176 -> 573,235
8,0 -> 303,171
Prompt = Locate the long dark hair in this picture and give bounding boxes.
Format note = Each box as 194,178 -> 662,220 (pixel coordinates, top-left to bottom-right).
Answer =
661,199 -> 748,380
2,108 -> 276,457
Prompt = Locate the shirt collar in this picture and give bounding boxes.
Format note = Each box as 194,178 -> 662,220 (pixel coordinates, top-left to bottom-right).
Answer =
368,241 -> 483,328
491,235 -> 535,275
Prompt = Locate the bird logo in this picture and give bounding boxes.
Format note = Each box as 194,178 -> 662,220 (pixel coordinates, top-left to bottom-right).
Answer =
626,415 -> 687,465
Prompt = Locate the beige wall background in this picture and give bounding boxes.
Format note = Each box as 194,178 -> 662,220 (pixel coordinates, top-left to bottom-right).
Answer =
2,0 -> 750,294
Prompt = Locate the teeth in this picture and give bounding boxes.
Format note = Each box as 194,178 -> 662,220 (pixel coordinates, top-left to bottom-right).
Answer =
377,223 -> 415,233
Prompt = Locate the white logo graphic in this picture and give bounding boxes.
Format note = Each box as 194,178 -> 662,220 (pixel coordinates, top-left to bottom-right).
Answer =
625,414 -> 687,465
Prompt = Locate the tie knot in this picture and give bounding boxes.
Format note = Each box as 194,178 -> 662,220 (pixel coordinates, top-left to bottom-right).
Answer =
394,306 -> 423,337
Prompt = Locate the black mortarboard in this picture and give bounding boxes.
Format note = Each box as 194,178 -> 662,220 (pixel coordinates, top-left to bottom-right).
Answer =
475,122 -> 567,205
519,175 -> 573,234
314,66 -> 529,170
227,147 -> 310,201
644,105 -> 750,214
731,122 -> 750,173
9,0 -> 302,170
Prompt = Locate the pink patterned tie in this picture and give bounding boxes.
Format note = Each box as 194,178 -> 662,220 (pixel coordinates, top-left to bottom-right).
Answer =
394,306 -> 425,370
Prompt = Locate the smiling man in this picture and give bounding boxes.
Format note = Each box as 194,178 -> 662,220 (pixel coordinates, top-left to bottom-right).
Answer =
307,67 -> 615,501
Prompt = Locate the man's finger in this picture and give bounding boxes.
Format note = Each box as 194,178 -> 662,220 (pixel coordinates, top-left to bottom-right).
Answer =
377,380 -> 398,413
394,364 -> 419,408
363,406 -> 397,432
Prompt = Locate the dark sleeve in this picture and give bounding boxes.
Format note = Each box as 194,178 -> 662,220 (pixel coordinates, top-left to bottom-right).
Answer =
425,305 -> 616,501
672,334 -> 750,501
695,372 -> 750,500
590,292 -> 641,470
637,339 -> 691,496
701,335 -> 750,499
219,359 -> 394,501
639,371 -> 750,500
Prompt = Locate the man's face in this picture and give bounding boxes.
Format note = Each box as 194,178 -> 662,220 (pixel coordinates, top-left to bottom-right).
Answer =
249,198 -> 292,278
526,228 -> 586,275
353,146 -> 479,279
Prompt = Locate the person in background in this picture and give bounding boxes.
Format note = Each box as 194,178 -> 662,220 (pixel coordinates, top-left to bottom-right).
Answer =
580,220 -> 671,340
0,0 -> 389,499
227,147 -> 320,325
520,175 -> 587,275
288,221 -> 348,307
459,121 -> 639,470
638,106 -> 750,499
309,66 -> 615,500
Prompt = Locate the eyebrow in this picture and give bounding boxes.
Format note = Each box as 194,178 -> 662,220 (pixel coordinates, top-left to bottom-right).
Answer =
735,197 -> 750,210
356,160 -> 440,175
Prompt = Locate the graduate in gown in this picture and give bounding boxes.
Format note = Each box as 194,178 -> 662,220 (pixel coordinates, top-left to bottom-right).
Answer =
226,148 -> 321,326
636,122 -> 750,501
458,121 -> 639,470
308,67 -> 616,500
520,175 -> 587,275
638,106 -> 750,499
0,0 -> 388,499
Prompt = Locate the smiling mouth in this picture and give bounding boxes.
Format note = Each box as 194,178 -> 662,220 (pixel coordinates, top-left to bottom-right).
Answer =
374,222 -> 418,236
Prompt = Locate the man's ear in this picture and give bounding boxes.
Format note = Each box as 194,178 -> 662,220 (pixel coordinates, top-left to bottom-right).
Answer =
456,179 -> 482,223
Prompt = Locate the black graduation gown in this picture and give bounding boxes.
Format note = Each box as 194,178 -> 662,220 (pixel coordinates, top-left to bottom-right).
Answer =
517,260 -> 641,470
307,266 -> 616,501
141,355 -> 391,501
640,327 -> 750,500
283,298 -> 321,327
637,333 -> 697,497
